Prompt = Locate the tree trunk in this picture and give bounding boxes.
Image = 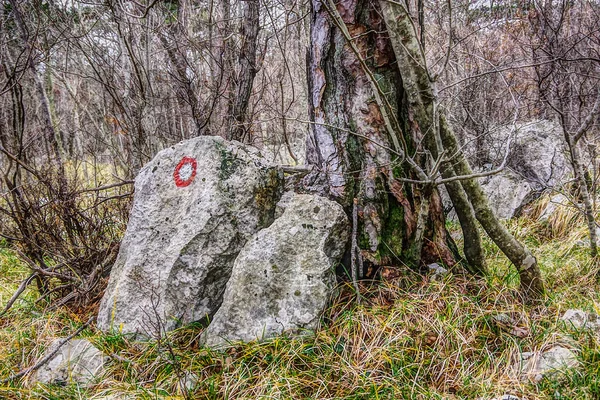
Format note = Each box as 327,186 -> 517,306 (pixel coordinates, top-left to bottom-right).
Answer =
159,31 -> 204,136
377,0 -> 486,276
379,0 -> 544,300
565,133 -> 598,257
305,0 -> 458,274
8,0 -> 65,168
227,0 -> 260,142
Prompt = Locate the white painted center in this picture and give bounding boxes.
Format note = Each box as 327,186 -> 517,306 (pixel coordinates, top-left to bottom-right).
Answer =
179,162 -> 194,181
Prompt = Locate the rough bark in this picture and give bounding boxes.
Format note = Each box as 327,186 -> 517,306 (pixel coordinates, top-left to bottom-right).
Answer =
380,0 -> 544,299
378,0 -> 486,275
227,0 -> 260,142
305,0 -> 457,273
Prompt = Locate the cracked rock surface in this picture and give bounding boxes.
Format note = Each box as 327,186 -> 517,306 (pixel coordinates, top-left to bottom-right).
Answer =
202,193 -> 349,348
97,136 -> 283,335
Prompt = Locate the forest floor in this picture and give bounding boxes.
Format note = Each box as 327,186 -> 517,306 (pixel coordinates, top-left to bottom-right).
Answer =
0,194 -> 599,400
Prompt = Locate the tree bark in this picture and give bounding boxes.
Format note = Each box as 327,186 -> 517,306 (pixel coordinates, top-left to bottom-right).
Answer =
378,0 -> 486,276
380,0 -> 544,299
565,133 -> 598,257
305,0 -> 457,274
227,0 -> 260,142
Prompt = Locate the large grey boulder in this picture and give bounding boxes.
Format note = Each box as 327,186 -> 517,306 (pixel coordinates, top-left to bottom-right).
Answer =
480,121 -> 570,219
32,339 -> 106,385
203,194 -> 349,348
97,136 -> 283,335
445,120 -> 570,219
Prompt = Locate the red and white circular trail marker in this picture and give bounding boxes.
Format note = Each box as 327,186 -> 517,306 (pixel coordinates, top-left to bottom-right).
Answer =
174,156 -> 197,187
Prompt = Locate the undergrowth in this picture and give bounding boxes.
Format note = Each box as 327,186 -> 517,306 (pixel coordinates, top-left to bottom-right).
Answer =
0,195 -> 599,399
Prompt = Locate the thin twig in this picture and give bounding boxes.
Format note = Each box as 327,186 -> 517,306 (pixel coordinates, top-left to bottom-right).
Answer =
351,198 -> 361,303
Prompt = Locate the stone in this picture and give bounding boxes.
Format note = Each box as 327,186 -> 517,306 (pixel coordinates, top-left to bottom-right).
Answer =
517,346 -> 579,382
479,171 -> 537,219
561,309 -> 600,331
538,194 -> 570,222
31,339 -> 107,385
459,120 -> 571,219
97,136 -> 283,336
177,371 -> 198,393
427,263 -> 449,278
489,396 -> 521,400
202,194 -> 349,348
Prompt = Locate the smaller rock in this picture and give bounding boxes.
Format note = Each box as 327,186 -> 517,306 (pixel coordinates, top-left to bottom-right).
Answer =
427,263 -> 448,278
492,313 -> 513,325
177,371 -> 198,393
538,194 -> 569,222
561,309 -> 600,330
32,338 -> 107,385
491,395 -> 521,400
202,194 -> 349,348
517,346 -> 579,382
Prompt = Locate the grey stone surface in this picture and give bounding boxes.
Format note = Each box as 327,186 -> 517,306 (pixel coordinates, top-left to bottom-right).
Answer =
427,263 -> 449,278
203,194 -> 349,348
32,339 -> 106,385
177,371 -> 199,392
561,309 -> 600,331
538,194 -> 570,222
455,120 -> 571,219
97,136 -> 283,335
479,171 -> 536,219
517,346 -> 579,382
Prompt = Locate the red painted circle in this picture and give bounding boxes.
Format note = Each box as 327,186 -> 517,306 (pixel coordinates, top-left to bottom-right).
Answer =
173,156 -> 197,187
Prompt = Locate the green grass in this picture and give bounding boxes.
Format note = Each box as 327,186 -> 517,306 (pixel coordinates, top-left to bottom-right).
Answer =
1,196 -> 599,399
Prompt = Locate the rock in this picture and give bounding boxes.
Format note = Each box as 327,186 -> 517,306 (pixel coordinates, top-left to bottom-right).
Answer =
427,263 -> 449,277
463,120 -> 570,219
177,371 -> 198,393
32,339 -> 107,385
97,136 -> 283,336
517,346 -> 579,382
561,309 -> 600,331
489,396 -> 521,400
202,194 -> 349,348
538,194 -> 570,222
479,171 -> 537,219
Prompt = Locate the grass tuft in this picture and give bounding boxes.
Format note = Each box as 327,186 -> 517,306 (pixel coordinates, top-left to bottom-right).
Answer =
1,195 -> 600,399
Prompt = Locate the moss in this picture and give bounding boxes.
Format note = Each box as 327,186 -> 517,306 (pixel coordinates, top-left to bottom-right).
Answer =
215,141 -> 244,181
381,202 -> 405,262
253,168 -> 283,227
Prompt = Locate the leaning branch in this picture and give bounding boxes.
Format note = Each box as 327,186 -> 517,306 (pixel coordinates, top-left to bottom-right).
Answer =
0,273 -> 37,317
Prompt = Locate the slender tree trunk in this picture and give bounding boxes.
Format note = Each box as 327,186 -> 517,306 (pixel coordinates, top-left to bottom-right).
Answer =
227,0 -> 260,142
380,0 -> 544,299
305,0 -> 457,274
439,117 -> 545,299
159,32 -> 204,136
8,0 -> 65,167
565,134 -> 598,257
378,0 -> 486,275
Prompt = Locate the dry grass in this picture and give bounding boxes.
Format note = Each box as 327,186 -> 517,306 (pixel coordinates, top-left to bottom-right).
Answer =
1,194 -> 600,399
